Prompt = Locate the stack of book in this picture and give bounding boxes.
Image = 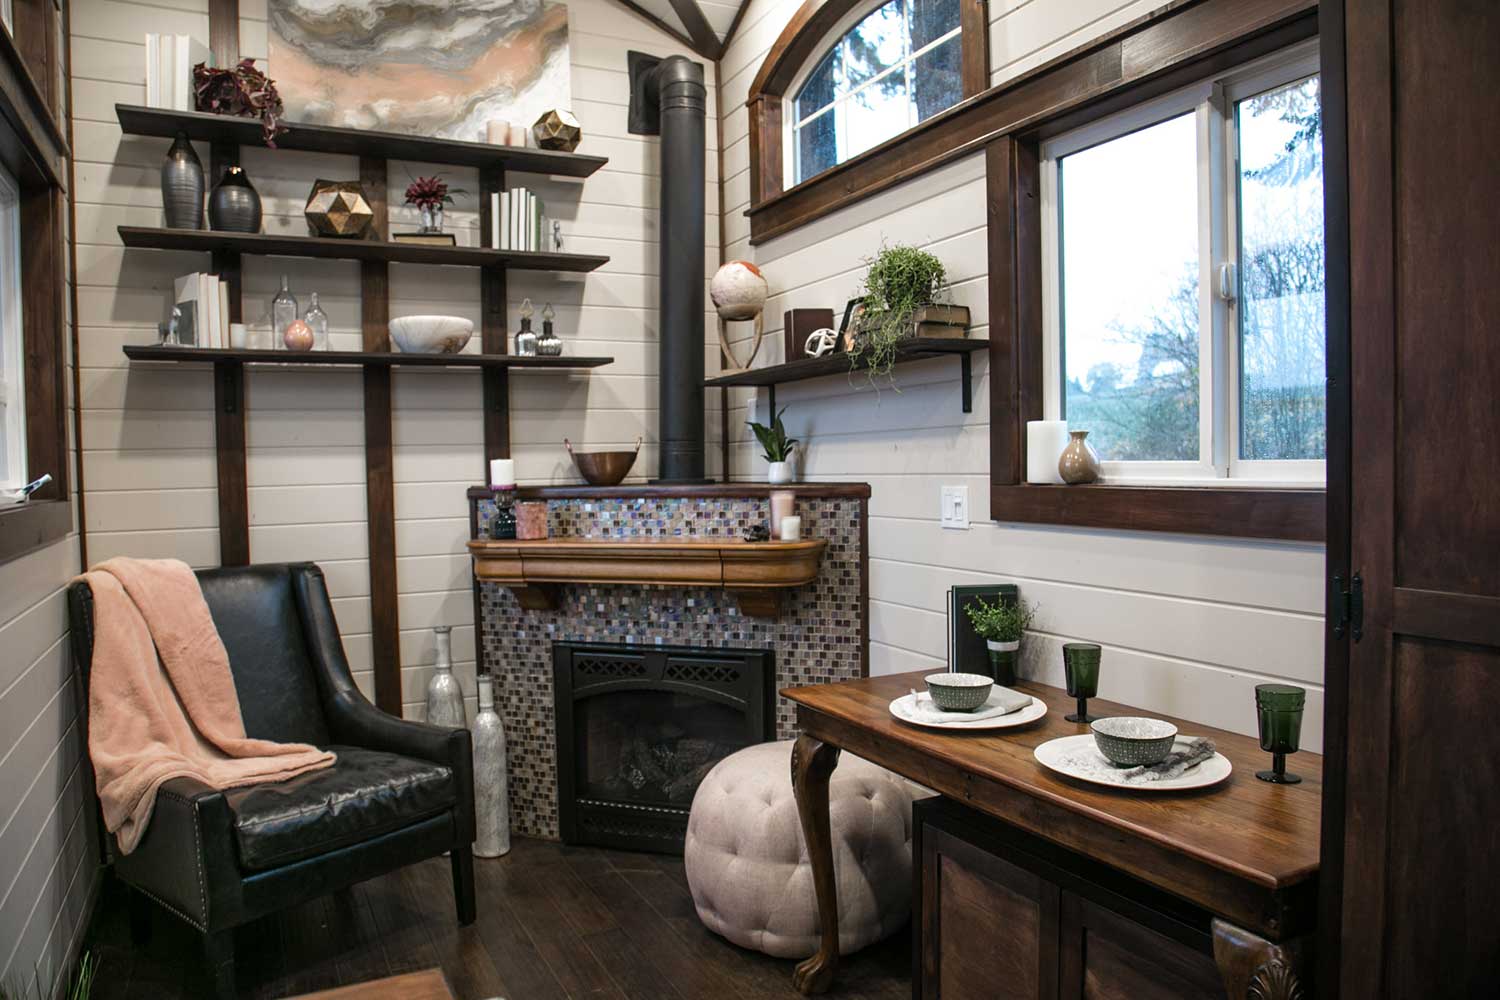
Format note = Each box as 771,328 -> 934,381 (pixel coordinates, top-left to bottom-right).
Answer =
490,188 -> 546,251
145,34 -> 210,111
171,273 -> 230,348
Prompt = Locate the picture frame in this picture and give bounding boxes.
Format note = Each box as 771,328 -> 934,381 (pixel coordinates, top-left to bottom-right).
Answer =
838,298 -> 865,352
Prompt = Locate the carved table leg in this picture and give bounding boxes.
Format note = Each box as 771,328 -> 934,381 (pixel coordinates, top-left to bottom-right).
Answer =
1211,918 -> 1311,1000
790,733 -> 842,995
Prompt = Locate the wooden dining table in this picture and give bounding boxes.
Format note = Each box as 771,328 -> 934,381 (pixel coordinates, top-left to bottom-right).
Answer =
781,672 -> 1321,997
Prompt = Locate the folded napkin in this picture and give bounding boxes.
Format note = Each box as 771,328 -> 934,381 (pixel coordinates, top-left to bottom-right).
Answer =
906,687 -> 1033,723
1119,737 -> 1217,783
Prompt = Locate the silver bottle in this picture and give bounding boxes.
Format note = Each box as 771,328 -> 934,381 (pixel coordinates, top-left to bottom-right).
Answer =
472,674 -> 511,857
535,302 -> 562,356
424,625 -> 466,728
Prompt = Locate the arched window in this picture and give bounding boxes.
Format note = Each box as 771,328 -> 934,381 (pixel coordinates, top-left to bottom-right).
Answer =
788,0 -> 964,184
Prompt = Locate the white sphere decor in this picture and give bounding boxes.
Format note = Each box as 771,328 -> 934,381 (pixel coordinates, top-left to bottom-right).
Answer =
710,260 -> 768,321
389,315 -> 474,354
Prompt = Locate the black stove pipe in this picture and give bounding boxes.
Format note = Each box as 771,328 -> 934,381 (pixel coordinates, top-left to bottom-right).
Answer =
628,52 -> 707,483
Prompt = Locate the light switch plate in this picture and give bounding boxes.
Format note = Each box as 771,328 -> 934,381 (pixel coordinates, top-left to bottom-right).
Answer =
940,485 -> 969,530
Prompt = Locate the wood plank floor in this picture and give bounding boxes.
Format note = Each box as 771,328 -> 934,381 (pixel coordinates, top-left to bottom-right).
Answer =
84,838 -> 912,999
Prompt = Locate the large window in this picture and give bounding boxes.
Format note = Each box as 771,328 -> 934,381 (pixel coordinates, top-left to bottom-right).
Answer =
0,163 -> 22,491
1040,45 -> 1324,485
787,0 -> 962,185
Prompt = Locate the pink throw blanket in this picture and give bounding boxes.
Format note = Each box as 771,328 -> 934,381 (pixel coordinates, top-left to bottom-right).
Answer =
81,558 -> 335,854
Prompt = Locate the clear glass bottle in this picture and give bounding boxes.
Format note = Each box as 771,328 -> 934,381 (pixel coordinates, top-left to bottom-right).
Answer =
303,292 -> 329,351
472,674 -> 511,857
271,275 -> 298,348
424,625 -> 466,728
535,302 -> 562,356
514,297 -> 538,356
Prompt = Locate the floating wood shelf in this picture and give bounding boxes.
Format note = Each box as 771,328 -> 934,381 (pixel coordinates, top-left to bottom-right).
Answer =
123,344 -> 614,370
115,104 -> 610,177
118,226 -> 609,272
467,537 -> 828,617
704,337 -> 989,413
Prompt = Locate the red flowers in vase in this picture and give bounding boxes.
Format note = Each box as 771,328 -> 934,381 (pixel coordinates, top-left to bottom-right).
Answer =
404,176 -> 454,211
193,58 -> 287,147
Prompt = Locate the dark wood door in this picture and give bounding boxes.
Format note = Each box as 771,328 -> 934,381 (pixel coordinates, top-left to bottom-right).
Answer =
1058,893 -> 1223,1000
918,825 -> 1060,999
1333,0 -> 1500,995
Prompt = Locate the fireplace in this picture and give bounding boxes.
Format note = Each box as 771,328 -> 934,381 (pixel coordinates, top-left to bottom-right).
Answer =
554,641 -> 773,853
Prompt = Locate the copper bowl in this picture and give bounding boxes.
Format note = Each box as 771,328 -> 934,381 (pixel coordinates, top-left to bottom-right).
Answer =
566,437 -> 641,486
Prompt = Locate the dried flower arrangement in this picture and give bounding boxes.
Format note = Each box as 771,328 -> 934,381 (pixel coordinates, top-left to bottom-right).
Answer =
193,58 -> 287,146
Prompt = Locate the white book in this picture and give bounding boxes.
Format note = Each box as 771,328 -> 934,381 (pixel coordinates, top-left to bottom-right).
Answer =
174,36 -> 211,111
145,34 -> 160,108
217,279 -> 230,347
510,188 -> 520,251
157,35 -> 173,111
499,191 -> 508,249
200,273 -> 217,348
490,192 -> 499,249
528,191 -> 536,251
172,272 -> 201,346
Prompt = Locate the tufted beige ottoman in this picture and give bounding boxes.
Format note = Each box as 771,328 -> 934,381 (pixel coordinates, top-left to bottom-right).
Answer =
683,739 -> 925,959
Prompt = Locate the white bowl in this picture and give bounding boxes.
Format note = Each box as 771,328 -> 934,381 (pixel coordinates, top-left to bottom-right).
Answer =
389,315 -> 473,354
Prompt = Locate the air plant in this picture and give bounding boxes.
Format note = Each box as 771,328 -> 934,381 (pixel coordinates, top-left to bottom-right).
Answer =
193,59 -> 287,147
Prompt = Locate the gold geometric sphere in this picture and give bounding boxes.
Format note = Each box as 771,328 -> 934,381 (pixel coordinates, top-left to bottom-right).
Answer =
532,109 -> 582,152
304,179 -> 374,238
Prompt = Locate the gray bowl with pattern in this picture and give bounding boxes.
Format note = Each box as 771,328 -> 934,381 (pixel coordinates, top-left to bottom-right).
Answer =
1090,717 -> 1178,767
924,672 -> 994,712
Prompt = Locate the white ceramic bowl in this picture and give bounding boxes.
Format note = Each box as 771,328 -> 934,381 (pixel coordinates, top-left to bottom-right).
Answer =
389,315 -> 473,354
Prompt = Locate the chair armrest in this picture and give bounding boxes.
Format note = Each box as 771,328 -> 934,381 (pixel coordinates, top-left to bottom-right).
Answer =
114,776 -> 243,932
323,688 -> 472,769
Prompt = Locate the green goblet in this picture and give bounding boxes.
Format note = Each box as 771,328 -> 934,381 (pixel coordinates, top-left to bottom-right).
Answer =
1255,683 -> 1306,784
1063,643 -> 1101,723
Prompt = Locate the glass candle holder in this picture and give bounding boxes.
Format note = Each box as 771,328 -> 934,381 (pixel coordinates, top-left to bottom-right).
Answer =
1063,643 -> 1101,723
489,488 -> 517,540
1255,683 -> 1306,784
515,501 -> 548,540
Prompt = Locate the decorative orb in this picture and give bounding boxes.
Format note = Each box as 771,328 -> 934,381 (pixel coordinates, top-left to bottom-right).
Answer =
304,179 -> 374,238
711,260 -> 768,321
532,109 -> 582,152
283,319 -> 315,352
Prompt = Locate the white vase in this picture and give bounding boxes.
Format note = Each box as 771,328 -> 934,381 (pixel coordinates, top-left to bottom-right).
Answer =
472,674 -> 511,858
767,460 -> 793,484
424,626 -> 466,728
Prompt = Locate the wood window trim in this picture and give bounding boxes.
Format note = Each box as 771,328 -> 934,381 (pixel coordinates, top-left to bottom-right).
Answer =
984,2 -> 1324,544
0,1 -> 73,565
745,0 -> 990,243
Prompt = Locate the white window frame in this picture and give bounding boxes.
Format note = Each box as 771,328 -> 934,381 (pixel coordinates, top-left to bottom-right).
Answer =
783,0 -> 963,188
1039,41 -> 1324,487
0,162 -> 23,491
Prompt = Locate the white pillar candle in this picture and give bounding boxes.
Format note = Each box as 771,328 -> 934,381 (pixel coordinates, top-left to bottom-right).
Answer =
228,323 -> 247,349
780,515 -> 803,541
489,458 -> 516,489
769,490 -> 795,540
1026,420 -> 1070,485
486,120 -> 510,145
509,123 -> 530,147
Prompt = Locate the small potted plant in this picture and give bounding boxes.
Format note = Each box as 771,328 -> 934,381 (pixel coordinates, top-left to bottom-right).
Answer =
404,175 -> 461,234
849,243 -> 947,381
747,406 -> 799,484
193,59 -> 287,147
964,594 -> 1036,686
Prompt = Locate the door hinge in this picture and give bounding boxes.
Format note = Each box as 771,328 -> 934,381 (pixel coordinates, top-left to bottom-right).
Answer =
1332,573 -> 1364,642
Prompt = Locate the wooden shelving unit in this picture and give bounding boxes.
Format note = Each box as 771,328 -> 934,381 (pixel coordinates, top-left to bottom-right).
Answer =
704,337 -> 989,413
115,3 -> 613,713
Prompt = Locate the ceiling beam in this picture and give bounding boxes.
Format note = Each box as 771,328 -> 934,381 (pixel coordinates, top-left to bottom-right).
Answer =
719,0 -> 753,55
665,0 -> 725,59
609,0 -> 703,56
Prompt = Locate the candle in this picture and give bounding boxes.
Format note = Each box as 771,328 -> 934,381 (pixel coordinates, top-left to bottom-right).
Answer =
509,123 -> 529,147
515,501 -> 548,540
486,120 -> 510,145
769,490 -> 795,540
489,458 -> 516,489
229,323 -> 247,349
780,515 -> 803,541
1026,421 -> 1070,484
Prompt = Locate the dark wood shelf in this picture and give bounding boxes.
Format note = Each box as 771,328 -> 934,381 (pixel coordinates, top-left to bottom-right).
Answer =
705,337 -> 988,412
116,104 -> 609,177
123,344 -> 614,370
118,226 -> 609,272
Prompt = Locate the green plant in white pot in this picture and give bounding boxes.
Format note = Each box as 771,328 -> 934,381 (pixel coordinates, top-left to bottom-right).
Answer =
850,243 -> 947,381
964,595 -> 1036,686
747,406 -> 799,484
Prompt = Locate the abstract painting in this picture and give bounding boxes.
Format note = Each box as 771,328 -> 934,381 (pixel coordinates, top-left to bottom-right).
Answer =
269,0 -> 571,142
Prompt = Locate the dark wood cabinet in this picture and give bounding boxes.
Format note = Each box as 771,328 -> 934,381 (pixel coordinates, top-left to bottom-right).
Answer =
915,798 -> 1228,1000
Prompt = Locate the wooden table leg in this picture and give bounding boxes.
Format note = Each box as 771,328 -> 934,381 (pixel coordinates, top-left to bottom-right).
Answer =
1211,918 -> 1310,1000
790,733 -> 842,995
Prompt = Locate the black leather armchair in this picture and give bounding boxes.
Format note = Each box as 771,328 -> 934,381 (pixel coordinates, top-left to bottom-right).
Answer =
68,563 -> 476,998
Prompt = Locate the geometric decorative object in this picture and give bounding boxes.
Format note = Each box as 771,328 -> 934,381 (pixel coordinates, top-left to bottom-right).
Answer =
304,178 -> 374,238
532,108 -> 582,152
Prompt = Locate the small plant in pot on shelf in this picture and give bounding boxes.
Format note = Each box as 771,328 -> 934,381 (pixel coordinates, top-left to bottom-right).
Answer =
404,175 -> 463,234
747,406 -> 799,484
193,59 -> 287,147
849,242 -> 947,381
964,594 -> 1036,686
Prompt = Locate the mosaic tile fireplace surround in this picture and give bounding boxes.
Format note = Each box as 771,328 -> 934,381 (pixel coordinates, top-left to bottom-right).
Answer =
467,484 -> 870,839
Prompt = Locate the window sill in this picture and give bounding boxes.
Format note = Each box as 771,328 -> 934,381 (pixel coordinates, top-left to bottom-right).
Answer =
988,483 -> 1324,542
0,498 -> 72,565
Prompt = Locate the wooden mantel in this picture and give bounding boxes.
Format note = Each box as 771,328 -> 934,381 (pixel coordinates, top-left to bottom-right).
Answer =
467,537 -> 828,617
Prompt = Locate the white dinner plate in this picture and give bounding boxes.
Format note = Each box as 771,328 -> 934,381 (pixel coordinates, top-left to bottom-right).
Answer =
1032,734 -> 1232,791
889,691 -> 1049,730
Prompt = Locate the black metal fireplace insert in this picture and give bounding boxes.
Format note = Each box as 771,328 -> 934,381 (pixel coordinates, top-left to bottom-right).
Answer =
554,641 -> 773,854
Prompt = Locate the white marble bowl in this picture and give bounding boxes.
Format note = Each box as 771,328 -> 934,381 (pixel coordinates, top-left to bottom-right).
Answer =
389,315 -> 473,354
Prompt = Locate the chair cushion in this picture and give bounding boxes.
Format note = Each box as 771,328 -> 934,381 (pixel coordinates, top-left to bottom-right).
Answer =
224,747 -> 456,871
683,739 -> 930,959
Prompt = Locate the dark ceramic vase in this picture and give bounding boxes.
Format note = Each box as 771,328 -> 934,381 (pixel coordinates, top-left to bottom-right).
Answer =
160,132 -> 204,230
208,166 -> 262,233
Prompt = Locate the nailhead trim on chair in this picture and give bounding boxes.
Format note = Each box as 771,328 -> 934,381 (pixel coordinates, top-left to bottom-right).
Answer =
154,787 -> 209,930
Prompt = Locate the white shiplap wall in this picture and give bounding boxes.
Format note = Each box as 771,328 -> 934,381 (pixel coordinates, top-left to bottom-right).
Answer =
71,0 -> 722,720
716,0 -> 1327,749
